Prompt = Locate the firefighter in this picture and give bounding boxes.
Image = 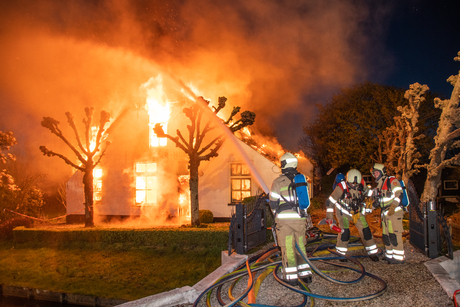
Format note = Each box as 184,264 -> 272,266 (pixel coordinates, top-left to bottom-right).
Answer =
269,152 -> 312,286
370,163 -> 405,264
325,169 -> 380,262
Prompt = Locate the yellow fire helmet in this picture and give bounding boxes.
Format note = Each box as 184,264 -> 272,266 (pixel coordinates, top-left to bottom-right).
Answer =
371,163 -> 386,181
280,152 -> 298,170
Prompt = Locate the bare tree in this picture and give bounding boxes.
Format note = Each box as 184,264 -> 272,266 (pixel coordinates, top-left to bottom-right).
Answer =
40,107 -> 112,227
421,52 -> 460,203
57,181 -> 67,210
373,83 -> 428,184
153,96 -> 255,226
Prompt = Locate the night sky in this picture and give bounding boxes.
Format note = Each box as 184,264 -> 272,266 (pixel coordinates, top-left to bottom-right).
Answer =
0,0 -> 459,179
380,1 -> 460,98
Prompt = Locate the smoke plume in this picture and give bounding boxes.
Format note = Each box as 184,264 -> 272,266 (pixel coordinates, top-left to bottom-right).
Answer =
0,0 -> 395,182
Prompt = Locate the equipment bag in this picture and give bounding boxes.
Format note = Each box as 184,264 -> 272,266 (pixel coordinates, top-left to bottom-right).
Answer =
383,176 -> 410,209
293,173 -> 310,210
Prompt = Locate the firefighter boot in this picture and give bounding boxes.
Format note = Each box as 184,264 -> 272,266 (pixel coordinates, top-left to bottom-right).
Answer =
369,254 -> 379,262
300,275 -> 312,284
387,258 -> 405,264
285,279 -> 299,287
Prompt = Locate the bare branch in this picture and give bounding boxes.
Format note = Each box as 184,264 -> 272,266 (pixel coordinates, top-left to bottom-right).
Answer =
42,116 -> 87,164
93,141 -> 110,168
93,110 -> 111,154
212,96 -> 227,114
39,146 -> 84,171
65,112 -> 86,154
197,134 -> 224,156
199,138 -> 226,161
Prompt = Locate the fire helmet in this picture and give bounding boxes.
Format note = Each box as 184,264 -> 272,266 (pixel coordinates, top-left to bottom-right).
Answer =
346,169 -> 362,185
371,163 -> 386,181
280,152 -> 298,170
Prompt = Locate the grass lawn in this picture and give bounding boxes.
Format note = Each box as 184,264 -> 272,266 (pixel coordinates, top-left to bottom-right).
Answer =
0,227 -> 226,301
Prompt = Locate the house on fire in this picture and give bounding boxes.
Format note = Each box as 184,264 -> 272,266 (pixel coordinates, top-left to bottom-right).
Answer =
65,97 -> 313,224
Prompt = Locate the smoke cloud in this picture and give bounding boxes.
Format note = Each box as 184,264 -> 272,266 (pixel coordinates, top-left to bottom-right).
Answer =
0,0 -> 395,183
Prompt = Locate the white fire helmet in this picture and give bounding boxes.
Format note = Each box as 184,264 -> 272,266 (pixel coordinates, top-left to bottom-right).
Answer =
346,169 -> 362,185
280,152 -> 298,170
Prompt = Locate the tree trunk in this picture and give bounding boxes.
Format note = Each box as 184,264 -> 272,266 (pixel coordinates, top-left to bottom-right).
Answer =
189,156 -> 200,226
82,168 -> 94,227
421,70 -> 460,203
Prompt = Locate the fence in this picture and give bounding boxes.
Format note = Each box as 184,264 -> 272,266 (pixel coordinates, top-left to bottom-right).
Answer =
408,180 -> 453,259
228,194 -> 268,255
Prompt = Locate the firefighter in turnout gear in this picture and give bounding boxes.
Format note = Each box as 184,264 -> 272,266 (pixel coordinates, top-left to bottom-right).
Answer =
269,152 -> 312,286
326,169 -> 380,262
370,163 -> 405,264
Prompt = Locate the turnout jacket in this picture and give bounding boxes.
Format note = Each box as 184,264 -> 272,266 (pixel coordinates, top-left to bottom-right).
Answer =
269,172 -> 309,218
326,181 -> 370,219
373,176 -> 403,215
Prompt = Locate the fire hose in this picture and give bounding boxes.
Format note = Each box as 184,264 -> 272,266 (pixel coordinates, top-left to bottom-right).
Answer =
193,239 -> 387,306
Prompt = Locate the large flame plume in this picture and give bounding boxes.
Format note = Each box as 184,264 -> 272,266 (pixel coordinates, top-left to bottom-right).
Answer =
0,0 -> 394,226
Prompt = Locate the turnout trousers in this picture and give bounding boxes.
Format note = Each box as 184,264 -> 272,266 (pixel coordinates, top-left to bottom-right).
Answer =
381,209 -> 405,261
334,207 -> 379,256
275,216 -> 312,282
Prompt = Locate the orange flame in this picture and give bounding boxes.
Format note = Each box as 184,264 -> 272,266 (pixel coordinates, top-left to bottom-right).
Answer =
140,75 -> 171,147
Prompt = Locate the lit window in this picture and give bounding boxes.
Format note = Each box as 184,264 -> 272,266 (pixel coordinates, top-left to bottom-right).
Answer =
93,168 -> 102,202
230,163 -> 251,203
135,162 -> 157,205
150,130 -> 167,147
231,163 -> 250,176
93,168 -> 103,178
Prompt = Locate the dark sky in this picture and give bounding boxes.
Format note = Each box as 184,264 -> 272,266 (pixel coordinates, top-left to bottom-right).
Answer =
0,0 -> 459,181
380,1 -> 460,98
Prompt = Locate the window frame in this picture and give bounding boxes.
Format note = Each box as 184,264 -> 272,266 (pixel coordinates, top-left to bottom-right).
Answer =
134,162 -> 157,206
230,163 -> 252,204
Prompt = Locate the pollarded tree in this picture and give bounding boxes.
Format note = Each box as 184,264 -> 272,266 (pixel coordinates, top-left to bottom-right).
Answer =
421,52 -> 460,203
153,96 -> 255,226
373,83 -> 429,184
40,107 -> 112,227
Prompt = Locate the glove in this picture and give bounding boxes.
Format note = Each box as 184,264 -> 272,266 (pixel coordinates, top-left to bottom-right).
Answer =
387,205 -> 396,216
372,198 -> 380,209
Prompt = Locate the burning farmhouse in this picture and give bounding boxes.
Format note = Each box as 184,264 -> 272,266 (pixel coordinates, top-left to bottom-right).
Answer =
65,76 -> 313,227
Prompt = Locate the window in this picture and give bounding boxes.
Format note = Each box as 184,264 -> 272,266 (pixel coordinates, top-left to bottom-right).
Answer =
444,180 -> 458,190
135,162 -> 157,205
93,168 -> 103,202
149,126 -> 167,147
230,163 -> 251,203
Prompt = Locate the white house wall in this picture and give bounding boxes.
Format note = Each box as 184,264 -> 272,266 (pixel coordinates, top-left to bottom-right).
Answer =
66,171 -> 84,216
65,107 -> 314,220
198,137 -> 280,218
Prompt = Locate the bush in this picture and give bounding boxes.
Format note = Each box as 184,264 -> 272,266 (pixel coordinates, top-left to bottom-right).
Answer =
0,217 -> 32,240
199,210 -> 213,223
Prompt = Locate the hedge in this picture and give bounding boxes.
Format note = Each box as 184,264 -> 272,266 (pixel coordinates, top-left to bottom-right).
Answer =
12,227 -> 229,250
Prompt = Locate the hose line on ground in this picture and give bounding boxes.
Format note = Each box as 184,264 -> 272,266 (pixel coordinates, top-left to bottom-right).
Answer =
194,231 -> 388,306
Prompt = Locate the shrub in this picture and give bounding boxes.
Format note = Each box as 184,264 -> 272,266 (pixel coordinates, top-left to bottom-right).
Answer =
199,210 -> 213,223
0,217 -> 32,240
